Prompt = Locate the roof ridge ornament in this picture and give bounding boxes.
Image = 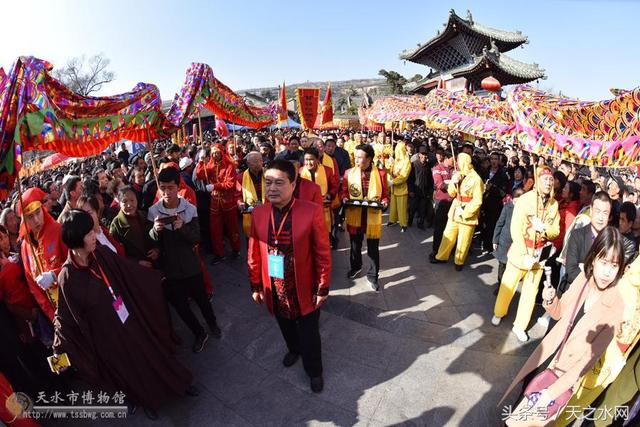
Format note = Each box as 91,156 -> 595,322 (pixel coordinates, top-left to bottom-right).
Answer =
466,9 -> 473,24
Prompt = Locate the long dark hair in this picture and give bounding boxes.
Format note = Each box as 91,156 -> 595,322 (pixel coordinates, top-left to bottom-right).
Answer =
583,226 -> 625,285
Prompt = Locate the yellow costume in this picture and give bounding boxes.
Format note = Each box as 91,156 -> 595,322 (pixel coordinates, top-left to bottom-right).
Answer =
435,153 -> 484,266
555,256 -> 640,426
345,167 -> 383,239
240,170 -> 265,236
343,137 -> 357,167
493,168 -> 560,332
372,133 -> 385,168
300,164 -> 332,232
388,142 -> 411,227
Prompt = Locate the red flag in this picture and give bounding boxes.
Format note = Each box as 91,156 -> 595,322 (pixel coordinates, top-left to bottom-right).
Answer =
277,81 -> 288,125
320,82 -> 333,127
295,88 -> 320,130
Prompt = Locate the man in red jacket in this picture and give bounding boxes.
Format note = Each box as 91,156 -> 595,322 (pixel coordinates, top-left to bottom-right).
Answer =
195,143 -> 240,264
248,159 -> 331,393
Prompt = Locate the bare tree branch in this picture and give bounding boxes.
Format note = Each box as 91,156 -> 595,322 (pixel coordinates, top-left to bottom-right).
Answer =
53,53 -> 116,96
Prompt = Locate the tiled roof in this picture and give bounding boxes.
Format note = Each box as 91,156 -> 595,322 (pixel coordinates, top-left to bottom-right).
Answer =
400,9 -> 528,62
404,48 -> 545,92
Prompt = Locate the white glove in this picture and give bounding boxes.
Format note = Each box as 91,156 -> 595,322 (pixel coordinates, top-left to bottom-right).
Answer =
36,271 -> 56,290
523,255 -> 537,270
531,216 -> 545,233
205,184 -> 214,192
455,207 -> 464,219
451,174 -> 460,185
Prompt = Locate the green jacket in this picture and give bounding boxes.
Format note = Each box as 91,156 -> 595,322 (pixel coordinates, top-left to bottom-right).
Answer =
109,210 -> 157,262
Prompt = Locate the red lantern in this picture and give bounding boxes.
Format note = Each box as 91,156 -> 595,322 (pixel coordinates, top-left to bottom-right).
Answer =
481,76 -> 501,92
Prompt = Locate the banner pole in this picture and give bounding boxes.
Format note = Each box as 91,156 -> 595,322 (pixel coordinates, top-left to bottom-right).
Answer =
198,112 -> 203,144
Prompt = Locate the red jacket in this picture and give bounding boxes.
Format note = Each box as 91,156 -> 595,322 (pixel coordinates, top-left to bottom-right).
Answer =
294,177 -> 323,206
21,218 -> 68,321
195,160 -> 237,210
248,200 -> 331,316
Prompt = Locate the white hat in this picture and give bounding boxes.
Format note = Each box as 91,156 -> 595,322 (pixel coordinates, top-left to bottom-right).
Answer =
179,157 -> 193,170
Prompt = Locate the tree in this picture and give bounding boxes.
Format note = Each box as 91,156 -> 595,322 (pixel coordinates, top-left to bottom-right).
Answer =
260,89 -> 275,100
52,54 -> 116,96
378,70 -> 423,94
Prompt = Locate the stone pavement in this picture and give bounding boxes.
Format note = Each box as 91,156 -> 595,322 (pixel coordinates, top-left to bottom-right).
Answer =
49,217 -> 553,427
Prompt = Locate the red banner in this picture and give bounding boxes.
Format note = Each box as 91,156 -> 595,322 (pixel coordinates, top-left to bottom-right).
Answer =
278,81 -> 288,125
320,83 -> 334,126
296,88 -> 320,129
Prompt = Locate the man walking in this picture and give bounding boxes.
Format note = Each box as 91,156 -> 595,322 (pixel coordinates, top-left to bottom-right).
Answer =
248,159 -> 331,393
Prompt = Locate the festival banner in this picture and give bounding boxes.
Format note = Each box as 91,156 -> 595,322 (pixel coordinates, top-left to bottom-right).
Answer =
277,81 -> 288,126
0,56 -> 165,183
296,88 -> 320,129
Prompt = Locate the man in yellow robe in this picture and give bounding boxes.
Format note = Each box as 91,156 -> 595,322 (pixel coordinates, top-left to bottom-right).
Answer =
387,141 -> 412,232
492,166 -> 560,342
236,151 -> 264,236
430,152 -> 483,271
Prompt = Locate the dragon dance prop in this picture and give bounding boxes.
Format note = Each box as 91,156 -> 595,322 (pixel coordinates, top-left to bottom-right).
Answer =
508,85 -> 640,168
166,62 -> 276,129
365,85 -> 640,168
0,56 -> 165,180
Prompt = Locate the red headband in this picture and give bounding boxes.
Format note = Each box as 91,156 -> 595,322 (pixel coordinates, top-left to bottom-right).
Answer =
538,168 -> 552,178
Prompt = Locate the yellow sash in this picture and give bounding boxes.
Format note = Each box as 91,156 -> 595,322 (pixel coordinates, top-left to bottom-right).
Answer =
242,170 -> 264,205
346,167 -> 382,239
241,170 -> 264,235
321,154 -> 335,175
300,165 -> 328,196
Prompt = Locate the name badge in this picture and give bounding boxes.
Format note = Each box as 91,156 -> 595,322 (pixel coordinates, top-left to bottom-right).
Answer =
112,296 -> 129,324
268,254 -> 285,279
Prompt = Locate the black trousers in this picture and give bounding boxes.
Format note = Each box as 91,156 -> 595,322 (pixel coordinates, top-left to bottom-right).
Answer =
349,233 -> 380,279
481,207 -> 502,252
408,191 -> 434,227
165,273 -> 217,337
432,199 -> 452,255
276,309 -> 322,378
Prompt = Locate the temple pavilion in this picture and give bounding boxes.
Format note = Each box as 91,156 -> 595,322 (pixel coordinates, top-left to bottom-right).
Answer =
400,9 -> 546,94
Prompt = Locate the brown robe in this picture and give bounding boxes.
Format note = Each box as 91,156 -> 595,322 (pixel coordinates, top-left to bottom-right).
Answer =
53,246 -> 192,409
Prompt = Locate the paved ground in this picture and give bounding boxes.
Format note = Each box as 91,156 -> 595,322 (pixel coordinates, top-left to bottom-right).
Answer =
47,215 -> 554,427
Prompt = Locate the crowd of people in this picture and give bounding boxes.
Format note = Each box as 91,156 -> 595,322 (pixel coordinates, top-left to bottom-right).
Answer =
1,124 -> 640,425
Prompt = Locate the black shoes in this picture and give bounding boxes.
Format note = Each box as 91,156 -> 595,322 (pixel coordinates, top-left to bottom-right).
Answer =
455,264 -> 463,272
210,255 -> 224,265
209,322 -> 222,339
386,222 -> 397,227
185,384 -> 200,397
144,407 -> 158,420
347,268 -> 362,279
429,253 -> 446,264
282,352 -> 300,367
400,227 -> 407,233
192,331 -> 209,353
310,376 -> 324,393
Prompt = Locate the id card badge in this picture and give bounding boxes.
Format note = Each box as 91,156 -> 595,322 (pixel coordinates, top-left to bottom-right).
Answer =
268,252 -> 285,279
112,296 -> 129,324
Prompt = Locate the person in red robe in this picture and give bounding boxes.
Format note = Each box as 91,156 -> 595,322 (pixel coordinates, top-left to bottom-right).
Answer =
19,188 -> 68,323
195,143 -> 240,264
0,225 -> 38,343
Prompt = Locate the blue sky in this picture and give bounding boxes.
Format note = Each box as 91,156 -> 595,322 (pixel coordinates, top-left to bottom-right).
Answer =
1,0 -> 638,100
